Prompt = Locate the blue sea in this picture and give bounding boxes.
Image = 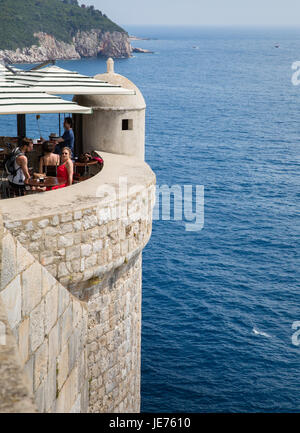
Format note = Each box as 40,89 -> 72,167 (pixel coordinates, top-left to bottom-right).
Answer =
4,26 -> 300,412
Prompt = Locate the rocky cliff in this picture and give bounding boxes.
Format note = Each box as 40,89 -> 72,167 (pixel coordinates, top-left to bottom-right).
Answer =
0,30 -> 132,64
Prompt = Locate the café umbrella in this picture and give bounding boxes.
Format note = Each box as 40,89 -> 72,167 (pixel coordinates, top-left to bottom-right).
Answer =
0,63 -> 21,79
0,77 -> 92,136
10,65 -> 135,95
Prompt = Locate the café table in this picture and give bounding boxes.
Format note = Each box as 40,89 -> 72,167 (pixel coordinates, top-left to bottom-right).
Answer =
27,176 -> 66,188
74,160 -> 98,177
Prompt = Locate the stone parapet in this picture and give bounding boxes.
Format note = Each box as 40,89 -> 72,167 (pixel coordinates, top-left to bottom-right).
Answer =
0,152 -> 155,290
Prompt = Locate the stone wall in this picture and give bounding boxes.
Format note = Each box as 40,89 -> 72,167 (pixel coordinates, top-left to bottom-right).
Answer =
5,198 -> 152,292
0,152 -> 155,413
0,227 -> 88,413
85,253 -> 142,413
0,296 -> 36,413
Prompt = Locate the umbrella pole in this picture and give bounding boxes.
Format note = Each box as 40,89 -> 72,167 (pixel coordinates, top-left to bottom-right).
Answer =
17,114 -> 26,139
36,115 -> 41,137
59,113 -> 61,136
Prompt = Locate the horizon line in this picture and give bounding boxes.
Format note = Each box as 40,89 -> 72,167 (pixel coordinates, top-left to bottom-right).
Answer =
121,24 -> 300,28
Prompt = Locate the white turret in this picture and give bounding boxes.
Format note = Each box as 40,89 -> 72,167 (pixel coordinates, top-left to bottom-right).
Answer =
73,58 -> 146,160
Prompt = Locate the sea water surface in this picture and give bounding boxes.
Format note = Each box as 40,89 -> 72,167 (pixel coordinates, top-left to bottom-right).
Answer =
4,26 -> 300,412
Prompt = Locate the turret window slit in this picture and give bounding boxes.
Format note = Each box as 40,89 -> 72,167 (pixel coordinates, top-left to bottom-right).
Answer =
122,119 -> 133,130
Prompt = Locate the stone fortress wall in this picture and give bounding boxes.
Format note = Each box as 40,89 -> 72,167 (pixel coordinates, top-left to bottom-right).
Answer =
0,223 -> 88,413
0,61 -> 156,413
0,152 -> 155,413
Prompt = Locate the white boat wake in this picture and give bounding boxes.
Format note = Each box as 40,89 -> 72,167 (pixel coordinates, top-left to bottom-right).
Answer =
252,327 -> 271,338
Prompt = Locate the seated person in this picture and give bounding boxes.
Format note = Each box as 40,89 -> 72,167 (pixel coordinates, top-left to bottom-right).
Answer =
55,117 -> 74,155
52,147 -> 73,190
49,132 -> 59,146
39,132 -> 59,144
7,138 -> 33,196
39,141 -> 60,176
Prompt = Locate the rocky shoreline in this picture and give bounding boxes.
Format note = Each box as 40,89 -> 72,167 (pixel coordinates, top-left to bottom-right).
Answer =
132,47 -> 154,54
0,30 -> 132,64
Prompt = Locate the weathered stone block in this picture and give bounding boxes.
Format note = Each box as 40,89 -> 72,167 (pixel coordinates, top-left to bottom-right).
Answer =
58,234 -> 73,248
70,394 -> 81,413
41,267 -> 55,297
40,252 -> 55,267
121,240 -> 129,256
83,268 -> 94,281
16,242 -> 34,274
57,342 -> 69,391
81,382 -> 89,413
97,207 -> 111,225
16,232 -> 28,243
108,221 -> 119,234
73,232 -> 82,245
1,233 -> 17,289
44,237 -> 58,250
46,264 -> 57,278
72,300 -> 83,328
44,226 -> 59,236
48,322 -> 60,369
56,374 -> 71,413
30,301 -> 44,352
98,224 -> 107,238
24,221 -> 34,231
44,285 -> 59,335
70,258 -> 81,273
0,275 -> 21,329
112,243 -> 121,259
93,240 -> 103,253
60,303 -> 73,348
73,221 -> 82,232
38,219 -> 49,229
69,273 -> 83,284
85,254 -> 97,268
66,246 -> 80,261
83,208 -> 93,216
81,228 -> 98,243
68,367 -> 79,412
45,365 -> 56,413
60,213 -> 73,223
35,379 -> 46,413
5,220 -> 22,229
61,223 -> 73,234
51,215 -> 59,226
22,262 -> 42,317
18,317 -> 29,366
31,230 -> 42,241
81,243 -> 92,257
58,262 -> 68,278
24,356 -> 34,395
34,339 -> 48,391
57,284 -> 69,317
74,210 -> 82,220
88,341 -> 98,353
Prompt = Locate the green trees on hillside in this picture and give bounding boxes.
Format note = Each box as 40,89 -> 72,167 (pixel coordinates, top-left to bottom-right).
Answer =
0,0 -> 125,50
62,0 -> 79,5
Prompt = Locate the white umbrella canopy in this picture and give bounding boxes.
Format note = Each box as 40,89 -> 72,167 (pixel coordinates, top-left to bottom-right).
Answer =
0,63 -> 21,79
0,82 -> 92,115
12,65 -> 135,95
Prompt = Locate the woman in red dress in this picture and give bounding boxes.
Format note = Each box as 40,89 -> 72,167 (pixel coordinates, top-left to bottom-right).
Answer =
51,147 -> 73,190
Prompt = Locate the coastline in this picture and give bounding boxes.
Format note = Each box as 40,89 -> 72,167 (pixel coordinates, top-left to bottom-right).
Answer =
0,30 -> 133,64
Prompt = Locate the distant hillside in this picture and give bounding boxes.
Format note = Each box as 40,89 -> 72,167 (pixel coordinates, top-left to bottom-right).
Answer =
0,0 -> 126,51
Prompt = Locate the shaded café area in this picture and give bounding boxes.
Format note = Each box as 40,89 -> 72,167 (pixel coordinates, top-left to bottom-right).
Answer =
0,61 -> 135,198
